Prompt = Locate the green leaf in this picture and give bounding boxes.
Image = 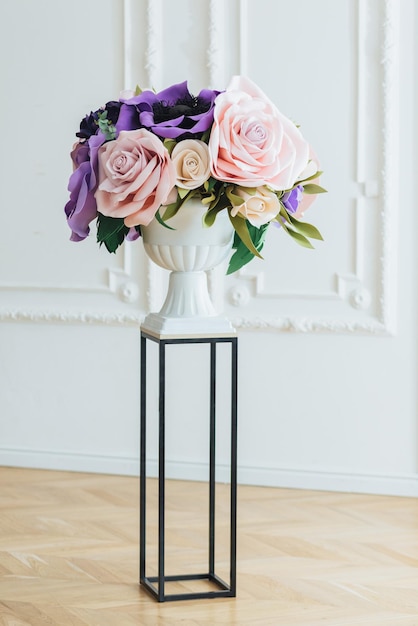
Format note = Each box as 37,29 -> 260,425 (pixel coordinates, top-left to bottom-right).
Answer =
96,213 -> 128,253
297,170 -> 323,184
278,205 -> 292,225
202,180 -> 226,208
227,221 -> 268,274
285,229 -> 315,249
162,202 -> 181,222
200,130 -> 210,143
203,206 -> 224,227
302,183 -> 327,195
155,208 -> 176,230
227,240 -> 254,275
177,187 -> 190,199
229,213 -> 263,259
96,213 -> 124,240
205,177 -> 218,192
134,85 -> 142,96
225,186 -> 246,207
96,111 -> 117,141
163,138 -> 177,154
201,192 -> 216,205
287,214 -> 323,240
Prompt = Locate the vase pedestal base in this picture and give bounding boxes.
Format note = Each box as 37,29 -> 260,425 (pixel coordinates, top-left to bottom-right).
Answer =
141,269 -> 236,338
141,311 -> 236,339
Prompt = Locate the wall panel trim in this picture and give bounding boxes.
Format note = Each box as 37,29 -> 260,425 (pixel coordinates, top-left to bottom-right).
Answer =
1,0 -> 400,335
1,446 -> 416,497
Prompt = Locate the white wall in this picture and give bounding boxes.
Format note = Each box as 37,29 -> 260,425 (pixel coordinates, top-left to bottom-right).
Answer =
1,0 -> 417,497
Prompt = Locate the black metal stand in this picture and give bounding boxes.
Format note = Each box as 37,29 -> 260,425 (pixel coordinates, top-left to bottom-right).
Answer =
139,328 -> 238,602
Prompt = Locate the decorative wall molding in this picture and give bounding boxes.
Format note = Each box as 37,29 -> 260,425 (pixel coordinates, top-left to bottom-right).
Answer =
378,0 -> 399,334
0,307 -> 389,335
228,270 -> 340,303
230,315 -> 387,335
122,0 -> 135,88
107,240 -> 140,303
0,282 -> 109,295
228,0 -> 399,335
1,0 -> 399,335
336,274 -> 372,311
144,0 -> 162,89
207,0 -> 225,87
0,308 -> 143,327
238,0 -> 249,76
143,0 -> 165,315
1,248 -> 138,303
2,0 -> 139,308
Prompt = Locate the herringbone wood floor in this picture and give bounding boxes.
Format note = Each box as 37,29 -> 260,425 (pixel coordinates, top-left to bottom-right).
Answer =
0,467 -> 418,625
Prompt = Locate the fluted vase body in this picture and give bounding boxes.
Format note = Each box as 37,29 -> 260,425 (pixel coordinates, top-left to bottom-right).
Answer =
141,200 -> 235,336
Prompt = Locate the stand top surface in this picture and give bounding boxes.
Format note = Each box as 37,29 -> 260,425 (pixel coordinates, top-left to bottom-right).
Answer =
140,326 -> 237,343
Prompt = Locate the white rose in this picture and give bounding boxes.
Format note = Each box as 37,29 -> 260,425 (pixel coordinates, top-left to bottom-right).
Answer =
171,139 -> 211,189
230,186 -> 280,227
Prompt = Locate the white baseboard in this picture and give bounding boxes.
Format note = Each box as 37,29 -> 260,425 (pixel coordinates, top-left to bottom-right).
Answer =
0,447 -> 139,477
1,447 -> 417,497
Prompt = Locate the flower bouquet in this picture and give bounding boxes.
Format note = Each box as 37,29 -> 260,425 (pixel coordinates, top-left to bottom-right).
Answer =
65,75 -> 325,275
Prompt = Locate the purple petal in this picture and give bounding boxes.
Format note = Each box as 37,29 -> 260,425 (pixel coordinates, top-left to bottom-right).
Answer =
282,185 -> 304,213
65,163 -> 98,240
126,227 -> 141,241
138,110 -> 155,127
64,133 -> 105,240
116,103 -> 140,132
70,142 -> 90,168
120,90 -> 158,106
184,113 -> 214,132
155,81 -> 190,104
152,126 -> 193,139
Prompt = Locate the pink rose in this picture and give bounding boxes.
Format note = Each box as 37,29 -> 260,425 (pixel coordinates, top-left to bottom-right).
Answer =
171,139 -> 211,189
95,129 -> 176,227
230,186 -> 280,227
209,76 -> 310,191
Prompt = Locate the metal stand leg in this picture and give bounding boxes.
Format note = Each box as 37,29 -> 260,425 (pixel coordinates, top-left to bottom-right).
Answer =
230,337 -> 238,596
157,340 -> 166,601
209,341 -> 216,579
139,331 -> 238,602
139,333 -> 146,583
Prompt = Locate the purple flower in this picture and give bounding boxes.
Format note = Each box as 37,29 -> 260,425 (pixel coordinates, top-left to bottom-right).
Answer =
76,101 -> 122,140
119,82 -> 220,139
64,133 -> 104,241
281,185 -> 304,214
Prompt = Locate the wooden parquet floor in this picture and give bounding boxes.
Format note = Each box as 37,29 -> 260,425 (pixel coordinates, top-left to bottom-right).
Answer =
0,468 -> 418,625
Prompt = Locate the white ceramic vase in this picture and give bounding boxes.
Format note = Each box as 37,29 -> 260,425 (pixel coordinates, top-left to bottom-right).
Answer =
141,199 -> 236,337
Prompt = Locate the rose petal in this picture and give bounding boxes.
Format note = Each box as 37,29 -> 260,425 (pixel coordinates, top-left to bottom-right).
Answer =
209,76 -> 309,190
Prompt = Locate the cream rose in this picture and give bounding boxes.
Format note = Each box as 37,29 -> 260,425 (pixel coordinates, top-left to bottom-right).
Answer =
171,139 -> 211,189
294,149 -> 321,218
209,76 -> 309,191
95,128 -> 176,227
230,186 -> 280,227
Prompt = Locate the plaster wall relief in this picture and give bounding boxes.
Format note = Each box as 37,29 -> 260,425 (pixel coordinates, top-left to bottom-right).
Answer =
0,0 -> 399,336
0,1 -> 150,325
222,0 -> 399,335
